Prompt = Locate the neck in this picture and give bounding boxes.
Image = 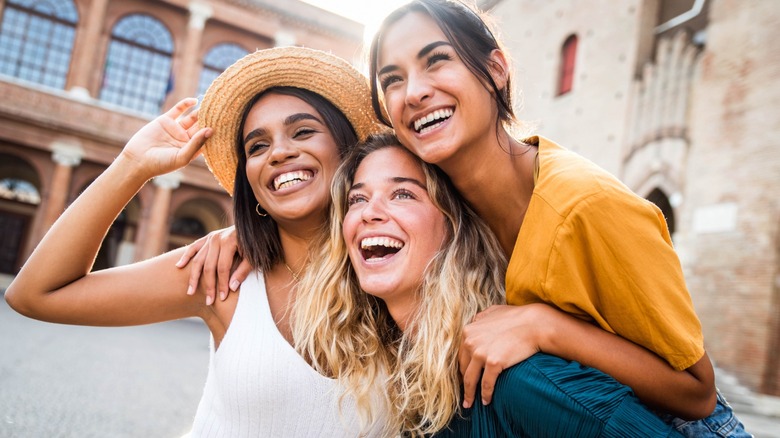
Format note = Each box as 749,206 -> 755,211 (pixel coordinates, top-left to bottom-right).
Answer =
439,130 -> 537,257
385,295 -> 419,333
277,225 -> 315,276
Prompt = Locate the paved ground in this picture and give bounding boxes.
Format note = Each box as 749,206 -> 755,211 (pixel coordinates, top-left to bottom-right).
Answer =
0,297 -> 209,438
736,411 -> 780,438
713,366 -> 780,438
2,293 -> 779,437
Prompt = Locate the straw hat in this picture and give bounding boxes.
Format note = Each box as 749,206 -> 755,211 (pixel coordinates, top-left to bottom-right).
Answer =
199,46 -> 383,196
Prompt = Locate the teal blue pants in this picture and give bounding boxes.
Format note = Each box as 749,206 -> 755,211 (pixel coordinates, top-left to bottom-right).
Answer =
436,353 -> 682,437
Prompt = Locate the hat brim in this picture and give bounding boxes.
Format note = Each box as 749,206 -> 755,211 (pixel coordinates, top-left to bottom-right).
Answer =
200,46 -> 382,196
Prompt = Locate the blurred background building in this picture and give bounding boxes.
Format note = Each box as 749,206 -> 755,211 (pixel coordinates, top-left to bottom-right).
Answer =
1,0 -> 778,404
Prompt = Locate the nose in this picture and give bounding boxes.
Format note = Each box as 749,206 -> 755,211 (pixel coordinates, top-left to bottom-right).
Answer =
405,71 -> 432,107
361,197 -> 388,223
268,138 -> 299,165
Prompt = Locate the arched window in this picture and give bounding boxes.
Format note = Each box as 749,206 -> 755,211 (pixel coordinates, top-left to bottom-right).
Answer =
0,177 -> 40,204
0,0 -> 78,89
557,34 -> 578,95
197,43 -> 247,98
100,14 -> 173,115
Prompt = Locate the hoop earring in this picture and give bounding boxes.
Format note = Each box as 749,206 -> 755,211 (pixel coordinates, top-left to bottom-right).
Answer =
255,203 -> 268,217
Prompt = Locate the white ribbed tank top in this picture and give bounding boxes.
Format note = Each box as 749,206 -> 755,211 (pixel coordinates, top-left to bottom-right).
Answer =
190,271 -> 385,437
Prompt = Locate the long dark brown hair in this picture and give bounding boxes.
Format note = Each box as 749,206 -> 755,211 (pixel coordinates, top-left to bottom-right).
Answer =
232,86 -> 358,271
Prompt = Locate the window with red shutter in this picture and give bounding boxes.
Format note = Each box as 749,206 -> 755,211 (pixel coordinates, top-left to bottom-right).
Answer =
558,34 -> 578,95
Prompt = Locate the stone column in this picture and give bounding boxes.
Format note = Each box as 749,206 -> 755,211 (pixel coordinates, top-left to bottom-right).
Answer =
138,171 -> 181,260
67,0 -> 110,98
39,143 -> 83,237
172,1 -> 213,102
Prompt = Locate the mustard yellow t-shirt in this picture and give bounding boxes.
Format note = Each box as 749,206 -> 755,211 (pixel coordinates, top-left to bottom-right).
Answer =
506,136 -> 704,371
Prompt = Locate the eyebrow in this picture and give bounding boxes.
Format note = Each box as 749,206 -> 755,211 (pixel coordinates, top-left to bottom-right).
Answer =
285,112 -> 322,126
377,41 -> 452,77
243,112 -> 323,146
349,176 -> 427,192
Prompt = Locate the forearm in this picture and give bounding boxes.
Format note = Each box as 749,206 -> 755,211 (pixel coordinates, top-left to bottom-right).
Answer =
5,157 -> 149,313
534,305 -> 716,419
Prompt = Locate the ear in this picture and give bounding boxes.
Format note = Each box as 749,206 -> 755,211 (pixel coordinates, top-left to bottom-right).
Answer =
487,49 -> 509,91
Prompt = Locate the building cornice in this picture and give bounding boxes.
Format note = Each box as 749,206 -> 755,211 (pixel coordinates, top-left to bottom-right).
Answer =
222,0 -> 364,42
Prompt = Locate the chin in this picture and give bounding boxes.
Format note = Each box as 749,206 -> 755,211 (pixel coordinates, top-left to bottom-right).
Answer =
415,144 -> 452,165
361,285 -> 390,300
359,279 -> 394,300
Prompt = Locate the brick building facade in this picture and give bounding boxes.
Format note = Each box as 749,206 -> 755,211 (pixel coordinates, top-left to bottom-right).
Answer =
0,0 -> 363,283
489,0 -> 780,396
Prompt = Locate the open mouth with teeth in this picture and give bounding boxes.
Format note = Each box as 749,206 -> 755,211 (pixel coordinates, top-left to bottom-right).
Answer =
360,236 -> 404,261
413,108 -> 454,134
273,170 -> 313,191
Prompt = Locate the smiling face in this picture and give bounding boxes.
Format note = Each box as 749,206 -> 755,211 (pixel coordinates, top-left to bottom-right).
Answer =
242,92 -> 341,227
376,11 -> 503,169
343,146 -> 448,326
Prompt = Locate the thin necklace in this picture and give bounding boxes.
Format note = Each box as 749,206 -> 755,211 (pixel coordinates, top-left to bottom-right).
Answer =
284,263 -> 301,282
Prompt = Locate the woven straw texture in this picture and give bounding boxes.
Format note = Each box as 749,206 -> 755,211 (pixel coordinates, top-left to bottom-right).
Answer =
200,46 -> 383,196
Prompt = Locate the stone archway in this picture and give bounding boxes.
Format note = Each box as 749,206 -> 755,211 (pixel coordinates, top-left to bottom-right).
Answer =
646,187 -> 675,236
168,197 -> 228,251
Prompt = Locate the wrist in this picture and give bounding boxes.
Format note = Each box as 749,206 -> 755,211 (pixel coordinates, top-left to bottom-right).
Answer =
525,303 -> 562,355
113,152 -> 156,185
107,154 -> 154,190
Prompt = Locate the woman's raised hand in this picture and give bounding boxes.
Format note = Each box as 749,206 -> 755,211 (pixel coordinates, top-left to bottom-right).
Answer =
119,98 -> 212,180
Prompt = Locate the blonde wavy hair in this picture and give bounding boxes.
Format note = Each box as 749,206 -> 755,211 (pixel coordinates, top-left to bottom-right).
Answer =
291,132 -> 507,436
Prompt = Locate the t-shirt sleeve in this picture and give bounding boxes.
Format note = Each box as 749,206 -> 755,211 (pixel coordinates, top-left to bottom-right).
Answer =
546,189 -> 704,370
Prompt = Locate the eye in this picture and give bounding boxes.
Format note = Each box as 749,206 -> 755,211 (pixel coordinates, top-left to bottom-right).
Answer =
293,127 -> 317,139
380,74 -> 402,91
392,188 -> 416,200
246,142 -> 269,156
427,51 -> 452,68
347,193 -> 368,207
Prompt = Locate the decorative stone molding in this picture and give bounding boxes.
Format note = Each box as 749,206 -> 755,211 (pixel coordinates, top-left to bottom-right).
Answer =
274,30 -> 296,47
624,32 -> 701,159
0,81 -> 148,145
67,87 -> 92,102
51,142 -> 84,167
153,171 -> 183,190
189,1 -> 214,30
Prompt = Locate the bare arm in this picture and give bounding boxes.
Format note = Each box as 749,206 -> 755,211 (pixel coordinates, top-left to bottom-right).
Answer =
459,304 -> 716,420
5,99 -> 213,326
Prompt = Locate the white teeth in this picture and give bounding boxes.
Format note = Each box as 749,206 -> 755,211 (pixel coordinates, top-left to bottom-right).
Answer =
273,171 -> 312,190
413,108 -> 453,132
419,124 -> 437,135
360,236 -> 404,250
